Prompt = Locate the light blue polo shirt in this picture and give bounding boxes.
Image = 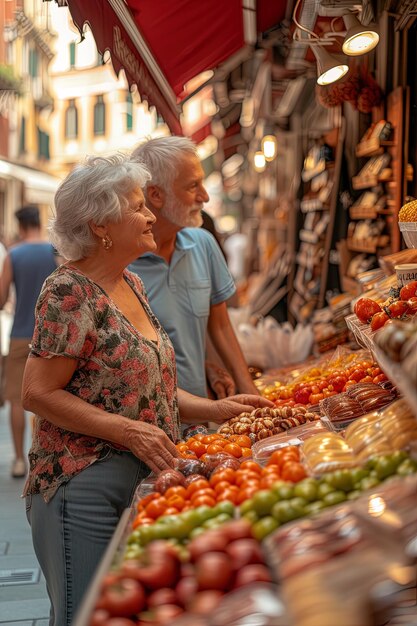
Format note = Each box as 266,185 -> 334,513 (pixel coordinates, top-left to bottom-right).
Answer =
129,228 -> 236,397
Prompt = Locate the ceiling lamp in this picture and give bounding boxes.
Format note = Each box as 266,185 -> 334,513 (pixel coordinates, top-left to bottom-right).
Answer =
261,135 -> 277,161
312,46 -> 349,86
342,14 -> 379,56
253,151 -> 266,172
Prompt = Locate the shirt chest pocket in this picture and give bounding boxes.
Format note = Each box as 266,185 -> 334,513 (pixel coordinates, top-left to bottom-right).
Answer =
185,279 -> 211,317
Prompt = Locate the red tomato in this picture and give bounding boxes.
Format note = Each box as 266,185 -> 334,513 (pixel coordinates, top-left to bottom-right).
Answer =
186,478 -> 209,496
281,462 -> 307,483
370,311 -> 390,331
407,296 -> 417,312
240,460 -> 262,473
99,578 -> 145,617
373,373 -> 388,384
164,485 -> 187,499
354,297 -> 382,323
400,281 -> 417,300
146,497 -> 168,519
388,300 -> 409,318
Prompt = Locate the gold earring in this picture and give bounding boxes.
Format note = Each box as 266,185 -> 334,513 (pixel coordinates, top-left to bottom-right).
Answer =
102,234 -> 113,250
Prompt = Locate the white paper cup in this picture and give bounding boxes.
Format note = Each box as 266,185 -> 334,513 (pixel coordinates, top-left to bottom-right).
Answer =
395,263 -> 417,287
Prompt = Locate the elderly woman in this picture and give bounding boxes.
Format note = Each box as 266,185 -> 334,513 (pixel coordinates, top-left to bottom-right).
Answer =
22,154 -> 270,626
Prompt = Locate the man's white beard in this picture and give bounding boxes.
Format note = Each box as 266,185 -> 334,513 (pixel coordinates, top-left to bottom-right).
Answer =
162,188 -> 204,228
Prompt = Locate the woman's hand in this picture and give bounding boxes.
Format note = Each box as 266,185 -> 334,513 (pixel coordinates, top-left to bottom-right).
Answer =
122,421 -> 180,473
210,394 -> 274,425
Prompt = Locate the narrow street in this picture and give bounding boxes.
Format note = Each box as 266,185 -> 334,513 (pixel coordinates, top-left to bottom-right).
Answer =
0,403 -> 49,625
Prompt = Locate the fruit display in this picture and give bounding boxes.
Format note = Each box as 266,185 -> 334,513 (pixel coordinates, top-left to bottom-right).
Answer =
353,288 -> 417,332
91,519 -> 274,625
304,399 -> 417,473
259,350 -> 388,405
239,452 -> 417,541
217,406 -> 317,442
319,381 -> 395,430
133,452 -> 307,525
175,432 -> 253,460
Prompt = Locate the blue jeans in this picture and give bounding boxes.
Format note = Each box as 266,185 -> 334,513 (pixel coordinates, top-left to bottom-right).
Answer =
26,450 -> 150,626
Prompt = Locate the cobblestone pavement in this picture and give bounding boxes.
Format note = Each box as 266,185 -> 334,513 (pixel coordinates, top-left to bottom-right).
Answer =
0,403 -> 49,626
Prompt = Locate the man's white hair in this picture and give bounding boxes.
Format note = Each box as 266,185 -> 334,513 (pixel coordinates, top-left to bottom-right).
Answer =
131,136 -> 197,191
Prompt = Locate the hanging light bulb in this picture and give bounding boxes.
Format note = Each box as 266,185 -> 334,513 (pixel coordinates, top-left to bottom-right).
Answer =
253,151 -> 266,172
342,14 -> 379,56
312,46 -> 349,86
261,135 -> 277,161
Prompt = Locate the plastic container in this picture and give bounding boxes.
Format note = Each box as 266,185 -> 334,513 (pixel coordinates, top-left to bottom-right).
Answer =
399,221 -> 417,248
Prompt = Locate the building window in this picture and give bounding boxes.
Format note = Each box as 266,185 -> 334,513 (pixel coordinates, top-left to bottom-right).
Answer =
126,92 -> 133,132
19,116 -> 26,154
37,127 -> 50,160
69,42 -> 76,68
29,49 -> 38,78
94,95 -> 106,135
65,99 -> 78,139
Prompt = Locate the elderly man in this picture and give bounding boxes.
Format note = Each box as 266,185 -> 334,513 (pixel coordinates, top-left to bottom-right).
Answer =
129,136 -> 258,402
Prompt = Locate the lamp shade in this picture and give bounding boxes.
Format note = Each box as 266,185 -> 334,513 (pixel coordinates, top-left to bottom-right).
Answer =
342,14 -> 379,56
312,46 -> 349,86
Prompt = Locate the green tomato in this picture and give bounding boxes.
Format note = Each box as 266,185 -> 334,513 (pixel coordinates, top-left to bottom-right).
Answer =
396,459 -> 417,476
212,500 -> 235,517
271,501 -> 301,524
272,483 -> 294,500
194,505 -> 216,524
327,469 -> 354,492
347,490 -> 362,501
350,468 -> 369,484
179,509 -> 203,533
390,450 -> 408,467
124,545 -> 144,560
360,476 -> 380,491
294,479 -> 318,502
240,498 -> 255,516
251,516 -> 279,541
127,529 -> 143,545
189,526 -> 205,540
289,497 -> 308,517
304,500 -> 327,516
317,482 -> 335,499
242,510 -> 259,524
374,456 -> 398,481
251,490 -> 279,516
322,490 -> 347,507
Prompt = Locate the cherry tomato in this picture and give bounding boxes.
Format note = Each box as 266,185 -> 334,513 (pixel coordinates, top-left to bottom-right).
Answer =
186,478 -> 210,496
146,497 -> 168,519
388,300 -> 409,318
240,460 -> 262,473
354,297 -> 382,323
281,462 -> 307,483
224,443 -> 243,458
370,311 -> 390,331
400,281 -> 417,300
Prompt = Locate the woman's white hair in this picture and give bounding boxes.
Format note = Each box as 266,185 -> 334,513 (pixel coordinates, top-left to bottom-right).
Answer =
130,136 -> 197,191
49,153 -> 151,260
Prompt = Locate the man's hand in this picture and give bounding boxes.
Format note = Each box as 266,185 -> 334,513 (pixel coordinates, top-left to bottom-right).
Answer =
206,361 -> 236,399
210,394 -> 274,424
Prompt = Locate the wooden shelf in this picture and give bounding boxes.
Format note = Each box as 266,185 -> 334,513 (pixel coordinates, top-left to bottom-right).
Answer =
356,138 -> 395,158
350,206 -> 378,219
346,236 -> 390,253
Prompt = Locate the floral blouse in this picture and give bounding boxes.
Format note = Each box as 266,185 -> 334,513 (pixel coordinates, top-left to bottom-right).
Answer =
24,265 -> 180,502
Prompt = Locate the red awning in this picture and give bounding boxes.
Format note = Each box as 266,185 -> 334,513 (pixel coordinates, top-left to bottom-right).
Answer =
64,0 -> 287,133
